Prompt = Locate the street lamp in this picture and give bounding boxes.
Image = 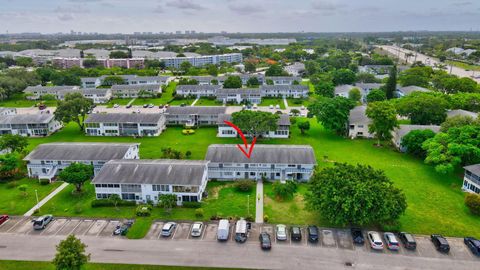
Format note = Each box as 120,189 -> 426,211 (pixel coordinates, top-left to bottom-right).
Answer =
35,189 -> 39,211
247,195 -> 250,216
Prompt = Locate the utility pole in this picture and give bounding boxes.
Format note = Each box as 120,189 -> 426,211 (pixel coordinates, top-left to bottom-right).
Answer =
247,195 -> 250,216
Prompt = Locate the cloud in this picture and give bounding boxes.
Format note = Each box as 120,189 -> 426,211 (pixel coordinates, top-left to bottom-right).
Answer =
54,6 -> 90,13
311,0 -> 345,11
58,13 -> 75,21
453,1 -> 472,6
68,0 -> 102,2
228,4 -> 263,15
154,5 -> 165,13
166,0 -> 205,11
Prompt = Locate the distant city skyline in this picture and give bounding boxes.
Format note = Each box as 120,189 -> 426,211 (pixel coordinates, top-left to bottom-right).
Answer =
0,0 -> 479,34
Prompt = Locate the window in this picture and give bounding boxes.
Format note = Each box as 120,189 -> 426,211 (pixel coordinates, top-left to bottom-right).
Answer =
152,185 -> 170,192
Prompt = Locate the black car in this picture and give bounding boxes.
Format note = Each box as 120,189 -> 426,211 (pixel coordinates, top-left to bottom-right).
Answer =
259,232 -> 272,250
351,228 -> 364,245
464,237 -> 480,256
143,104 -> 148,108
431,234 -> 450,253
307,225 -> 319,243
126,104 -> 132,109
399,232 -> 417,250
291,226 -> 302,241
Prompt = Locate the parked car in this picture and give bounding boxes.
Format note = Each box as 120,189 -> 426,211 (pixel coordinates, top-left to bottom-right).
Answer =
161,222 -> 177,237
180,103 -> 187,107
275,105 -> 280,109
126,104 -> 132,109
142,104 -> 148,108
32,215 -> 53,230
38,104 -> 46,110
431,234 -> 450,253
367,231 -> 384,250
191,222 -> 203,237
113,104 -> 119,108
290,226 -> 302,242
217,219 -> 230,241
269,105 -> 274,109
464,237 -> 480,256
148,104 -> 154,108
259,232 -> 272,250
307,225 -> 319,243
276,224 -> 287,241
159,104 -> 164,109
113,224 -> 129,236
398,232 -> 417,250
0,215 -> 9,226
234,219 -> 248,243
351,228 -> 364,245
384,232 -> 400,251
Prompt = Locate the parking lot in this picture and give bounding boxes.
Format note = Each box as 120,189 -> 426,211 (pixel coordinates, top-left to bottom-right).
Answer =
0,216 -> 128,238
1,217 -> 478,262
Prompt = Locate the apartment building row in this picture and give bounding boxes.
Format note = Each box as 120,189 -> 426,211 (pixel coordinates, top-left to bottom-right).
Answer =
334,83 -> 430,101
186,75 -> 301,86
81,75 -> 169,89
0,113 -> 62,137
24,85 -> 112,104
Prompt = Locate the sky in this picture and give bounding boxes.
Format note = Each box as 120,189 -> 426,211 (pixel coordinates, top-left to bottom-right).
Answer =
0,0 -> 479,34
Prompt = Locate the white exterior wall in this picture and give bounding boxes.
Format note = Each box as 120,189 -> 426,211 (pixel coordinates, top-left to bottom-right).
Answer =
348,123 -> 373,139
463,172 -> 480,194
0,119 -> 62,137
217,126 -> 289,138
208,163 -> 314,182
85,119 -> 166,137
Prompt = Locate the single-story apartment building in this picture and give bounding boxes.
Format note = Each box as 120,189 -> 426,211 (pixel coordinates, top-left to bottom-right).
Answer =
165,106 -> 227,127
175,85 -> 221,98
216,88 -> 262,104
266,76 -> 301,85
348,106 -> 373,139
205,144 -> 316,181
0,107 -> 17,116
81,75 -> 169,89
261,85 -> 309,98
24,86 -> 111,103
24,142 -> 139,181
92,159 -> 209,205
84,113 -> 166,136
392,124 -> 441,152
0,113 -> 61,137
463,164 -> 480,194
217,114 -> 290,138
110,84 -> 162,98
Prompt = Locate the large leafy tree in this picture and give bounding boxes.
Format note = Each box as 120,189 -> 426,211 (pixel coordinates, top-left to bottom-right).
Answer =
57,163 -> 94,193
109,50 -> 129,59
223,76 -> 243,89
231,110 -> 279,138
348,88 -> 362,103
55,92 -> 94,131
423,125 -> 480,174
366,89 -> 386,103
265,64 -> 287,76
101,76 -> 125,86
0,154 -> 18,179
52,235 -> 90,270
401,129 -> 436,158
305,163 -> 407,226
450,93 -> 480,112
432,73 -> 478,94
395,92 -> 448,125
244,61 -> 256,73
331,68 -> 356,85
384,65 -> 397,99
246,77 -> 260,88
366,101 -> 398,146
308,97 -> 354,135
440,115 -> 479,132
158,194 -> 178,214
314,81 -> 335,97
398,66 -> 433,87
0,134 -> 28,153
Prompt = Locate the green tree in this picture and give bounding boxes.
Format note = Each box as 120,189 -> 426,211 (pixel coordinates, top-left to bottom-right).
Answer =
265,64 -> 287,76
158,194 -> 177,214
0,154 -> 18,179
223,75 -> 243,89
109,194 -> 122,210
15,57 -> 34,67
138,89 -> 154,99
305,163 -> 407,226
396,92 -> 448,125
398,66 -> 433,87
244,61 -> 256,73
465,193 -> 480,216
366,101 -> 398,146
314,81 -> 335,97
52,235 -> 90,270
272,180 -> 297,200
101,76 -> 125,86
308,97 -> 354,135
161,147 -> 185,159
82,57 -> 98,68
180,61 -> 192,73
0,134 -> 28,153
450,93 -> 480,112
401,129 -> 436,157
332,68 -> 356,85
423,125 -> 480,174
109,51 -> 129,59
366,89 -> 386,102
177,78 -> 199,85
356,72 -> 380,83
57,163 -> 94,193
297,120 -> 310,134
231,110 -> 279,138
55,93 -> 93,131
246,77 -> 260,88
384,65 -> 397,99
348,88 -> 362,103
206,64 -> 218,76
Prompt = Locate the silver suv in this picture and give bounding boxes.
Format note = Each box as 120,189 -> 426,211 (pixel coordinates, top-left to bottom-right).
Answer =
32,215 -> 53,230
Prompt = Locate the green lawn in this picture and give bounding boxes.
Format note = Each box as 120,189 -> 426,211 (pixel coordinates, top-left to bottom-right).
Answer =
194,98 -> 223,106
0,260 -> 241,270
169,99 -> 194,106
0,94 -> 57,108
106,98 -> 133,108
106,82 -> 178,108
446,60 -> 480,71
23,118 -> 480,238
258,98 -> 285,109
0,178 -> 61,215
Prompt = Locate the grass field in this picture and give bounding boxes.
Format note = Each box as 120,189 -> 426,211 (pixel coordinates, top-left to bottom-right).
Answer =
0,94 -> 57,108
22,118 -> 480,237
0,178 -> 61,215
106,98 -> 132,108
446,60 -> 480,71
194,98 -> 223,106
258,98 -> 285,109
0,260 -> 240,270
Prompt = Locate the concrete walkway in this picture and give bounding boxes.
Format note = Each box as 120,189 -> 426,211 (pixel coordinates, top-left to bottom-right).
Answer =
191,98 -> 199,106
283,98 -> 289,110
24,182 -> 69,216
126,98 -> 136,106
255,179 -> 263,223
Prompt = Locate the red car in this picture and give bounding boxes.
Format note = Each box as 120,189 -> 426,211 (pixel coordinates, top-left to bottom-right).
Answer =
0,215 -> 9,226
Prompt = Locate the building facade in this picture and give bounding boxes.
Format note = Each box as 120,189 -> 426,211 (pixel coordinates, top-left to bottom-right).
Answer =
392,125 -> 440,152
175,85 -> 221,97
261,85 -> 309,98
463,164 -> 480,194
85,113 -> 166,136
0,114 -> 61,137
217,114 -> 290,138
216,88 -> 262,104
165,106 -> 227,127
110,84 -> 162,98
348,106 -> 374,139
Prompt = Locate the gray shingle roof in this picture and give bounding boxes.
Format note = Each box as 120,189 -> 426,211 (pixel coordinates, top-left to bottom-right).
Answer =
334,85 -> 356,95
0,114 -> 55,125
349,106 -> 370,124
261,85 -> 309,91
85,113 -> 164,124
176,85 -> 221,91
447,110 -> 478,119
395,124 -> 440,138
265,76 -> 300,81
398,86 -> 429,95
217,113 -> 290,126
205,144 -> 316,164
24,142 -> 139,161
92,159 -> 208,186
217,88 -> 262,95
464,164 -> 480,176
111,84 -> 161,91
165,106 -> 227,115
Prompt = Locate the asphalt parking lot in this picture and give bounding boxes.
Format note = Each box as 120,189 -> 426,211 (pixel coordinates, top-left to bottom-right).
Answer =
0,216 -> 128,238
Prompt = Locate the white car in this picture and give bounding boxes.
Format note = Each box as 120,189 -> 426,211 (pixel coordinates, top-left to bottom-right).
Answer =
161,222 -> 177,237
113,104 -> 119,108
276,224 -> 287,241
368,231 -> 384,250
384,232 -> 400,251
275,105 -> 280,109
269,105 -> 274,109
191,222 -> 203,237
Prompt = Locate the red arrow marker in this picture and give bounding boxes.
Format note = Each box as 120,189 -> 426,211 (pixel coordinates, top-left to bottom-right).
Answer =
223,120 -> 257,159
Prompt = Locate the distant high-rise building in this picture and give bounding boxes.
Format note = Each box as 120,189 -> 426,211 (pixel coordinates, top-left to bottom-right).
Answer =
185,30 -> 190,34
191,30 -> 196,34
175,31 -> 181,35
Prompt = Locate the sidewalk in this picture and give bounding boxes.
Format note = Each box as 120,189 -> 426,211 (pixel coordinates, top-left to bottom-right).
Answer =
255,180 -> 263,223
283,98 -> 289,110
191,98 -> 199,106
24,182 -> 69,216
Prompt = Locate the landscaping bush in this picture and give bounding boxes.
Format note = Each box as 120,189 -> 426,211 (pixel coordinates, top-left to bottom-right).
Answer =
6,181 -> 17,189
272,180 -> 298,200
245,214 -> 254,222
465,193 -> 480,215
182,129 -> 195,135
234,179 -> 255,192
91,199 -> 136,208
263,215 -> 269,223
73,203 -> 83,214
195,208 -> 204,218
136,204 -> 152,217
39,179 -> 50,185
182,201 -> 202,208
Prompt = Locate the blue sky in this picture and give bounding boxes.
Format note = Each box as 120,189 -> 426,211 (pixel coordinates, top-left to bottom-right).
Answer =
0,0 -> 479,33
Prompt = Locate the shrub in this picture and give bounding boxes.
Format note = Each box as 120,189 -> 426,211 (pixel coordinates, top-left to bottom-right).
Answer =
245,214 -> 254,222
136,204 -> 152,217
182,201 -> 202,208
195,208 -> 204,218
91,199 -> 136,208
234,179 -> 255,192
263,215 -> 269,223
465,193 -> 480,215
39,179 -> 50,185
6,181 -> 17,189
272,180 -> 298,200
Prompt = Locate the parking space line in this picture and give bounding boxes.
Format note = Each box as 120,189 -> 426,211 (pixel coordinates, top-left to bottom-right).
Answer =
6,218 -> 27,233
171,224 -> 178,240
83,220 -> 95,236
69,220 -> 82,235
96,220 -> 109,237
53,219 -> 70,235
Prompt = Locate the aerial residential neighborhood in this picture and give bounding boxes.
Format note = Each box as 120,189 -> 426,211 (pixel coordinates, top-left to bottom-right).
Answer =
1,1 -> 480,270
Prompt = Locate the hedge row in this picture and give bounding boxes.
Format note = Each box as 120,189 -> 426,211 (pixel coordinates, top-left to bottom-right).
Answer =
91,199 -> 136,208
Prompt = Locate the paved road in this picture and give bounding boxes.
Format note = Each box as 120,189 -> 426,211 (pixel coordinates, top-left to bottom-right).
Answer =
0,234 -> 478,270
24,182 -> 69,216
379,45 -> 480,83
255,180 -> 263,223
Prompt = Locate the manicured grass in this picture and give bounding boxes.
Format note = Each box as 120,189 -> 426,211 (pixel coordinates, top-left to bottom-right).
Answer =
0,260 -> 241,270
107,82 -> 178,108
132,98 -> 170,106
106,98 -> 133,108
446,60 -> 480,71
0,94 -> 57,108
0,178 -> 61,215
127,217 -> 154,239
194,98 -> 223,106
258,98 -> 285,109
23,118 -> 480,237
169,99 -> 194,106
